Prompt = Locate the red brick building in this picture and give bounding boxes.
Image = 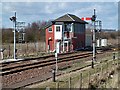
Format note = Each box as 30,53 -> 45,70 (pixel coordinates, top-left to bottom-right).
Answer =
45,14 -> 87,53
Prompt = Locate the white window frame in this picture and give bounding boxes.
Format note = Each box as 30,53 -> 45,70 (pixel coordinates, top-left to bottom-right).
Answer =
56,26 -> 61,32
48,26 -> 52,32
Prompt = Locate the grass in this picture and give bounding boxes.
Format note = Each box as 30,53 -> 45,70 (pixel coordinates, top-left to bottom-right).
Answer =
31,54 -> 119,89
2,42 -> 46,59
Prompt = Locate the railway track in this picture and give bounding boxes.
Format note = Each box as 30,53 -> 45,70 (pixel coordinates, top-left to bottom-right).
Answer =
1,52 -> 92,76
2,51 -> 112,89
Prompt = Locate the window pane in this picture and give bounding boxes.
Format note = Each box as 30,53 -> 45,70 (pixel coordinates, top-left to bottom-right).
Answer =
65,23 -> 71,31
48,27 -> 52,32
56,26 -> 60,32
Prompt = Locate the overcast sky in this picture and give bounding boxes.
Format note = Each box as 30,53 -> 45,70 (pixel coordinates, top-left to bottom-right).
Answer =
1,1 -> 119,29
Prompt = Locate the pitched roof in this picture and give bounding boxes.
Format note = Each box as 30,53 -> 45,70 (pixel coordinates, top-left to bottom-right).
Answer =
41,14 -> 88,29
53,14 -> 88,24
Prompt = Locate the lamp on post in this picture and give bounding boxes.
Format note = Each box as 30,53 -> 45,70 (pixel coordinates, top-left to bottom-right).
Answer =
10,12 -> 17,59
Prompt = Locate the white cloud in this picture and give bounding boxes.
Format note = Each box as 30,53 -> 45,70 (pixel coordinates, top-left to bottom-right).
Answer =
2,3 -> 13,12
101,13 -> 118,29
44,3 -> 56,14
72,4 -> 102,17
71,2 -> 118,29
1,2 -> 118,29
58,2 -> 68,9
43,2 -> 68,14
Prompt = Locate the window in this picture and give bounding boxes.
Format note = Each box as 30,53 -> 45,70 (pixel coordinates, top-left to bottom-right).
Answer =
65,23 -> 71,32
48,27 -> 52,32
56,26 -> 60,32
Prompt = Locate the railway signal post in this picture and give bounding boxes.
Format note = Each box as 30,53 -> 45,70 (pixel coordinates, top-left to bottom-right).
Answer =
53,42 -> 58,82
91,9 -> 97,68
55,51 -> 58,73
10,12 -> 17,59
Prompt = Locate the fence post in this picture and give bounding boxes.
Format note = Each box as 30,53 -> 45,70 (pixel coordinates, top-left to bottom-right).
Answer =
105,80 -> 106,88
8,44 -> 11,57
95,67 -> 97,74
32,42 -> 35,53
101,63 -> 103,78
117,56 -> 119,67
25,44 -> 27,57
105,62 -> 107,73
56,81 -> 59,90
107,61 -> 109,73
68,76 -> 71,90
79,73 -> 82,89
117,57 -> 119,89
46,87 -> 50,90
112,60 -> 115,71
88,71 -> 91,88
107,62 -> 108,73
25,42 -> 28,56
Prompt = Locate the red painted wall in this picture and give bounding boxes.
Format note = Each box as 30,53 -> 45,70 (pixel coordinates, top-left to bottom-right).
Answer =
72,33 -> 85,50
46,25 -> 55,51
46,23 -> 86,52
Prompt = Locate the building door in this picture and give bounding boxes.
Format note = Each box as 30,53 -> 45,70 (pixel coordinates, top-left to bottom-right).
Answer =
64,41 -> 69,52
54,25 -> 62,40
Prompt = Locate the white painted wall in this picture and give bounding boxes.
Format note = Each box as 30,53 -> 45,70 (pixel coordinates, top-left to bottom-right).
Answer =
101,39 -> 107,46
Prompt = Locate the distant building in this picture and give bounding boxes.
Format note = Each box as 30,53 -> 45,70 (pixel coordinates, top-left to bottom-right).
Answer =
45,14 -> 87,53
97,39 -> 107,47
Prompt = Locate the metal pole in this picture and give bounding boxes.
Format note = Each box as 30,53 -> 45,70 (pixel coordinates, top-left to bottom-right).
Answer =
55,53 -> 58,73
63,35 -> 64,52
13,12 -> 16,59
55,41 -> 58,73
93,9 -> 96,62
91,9 -> 96,68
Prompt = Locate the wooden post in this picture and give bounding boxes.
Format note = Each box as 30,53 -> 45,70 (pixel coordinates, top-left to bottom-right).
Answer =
27,43 -> 29,56
105,80 -> 106,88
56,81 -> 59,90
46,87 -> 50,90
88,71 -> 91,88
79,73 -> 82,89
107,62 -> 108,73
95,67 -> 97,74
68,76 -> 71,90
117,57 -> 119,89
33,43 -> 34,53
97,73 -> 100,87
101,63 -> 103,78
8,44 -> 11,57
105,62 -> 107,73
112,60 -> 114,69
117,56 -> 119,67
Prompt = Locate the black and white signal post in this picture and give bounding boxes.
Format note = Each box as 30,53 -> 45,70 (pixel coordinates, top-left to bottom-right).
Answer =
91,9 -> 97,68
10,12 -> 17,59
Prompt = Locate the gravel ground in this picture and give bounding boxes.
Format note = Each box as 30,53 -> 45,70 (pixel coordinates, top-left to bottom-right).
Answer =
1,51 -> 115,89
25,51 -> 116,88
